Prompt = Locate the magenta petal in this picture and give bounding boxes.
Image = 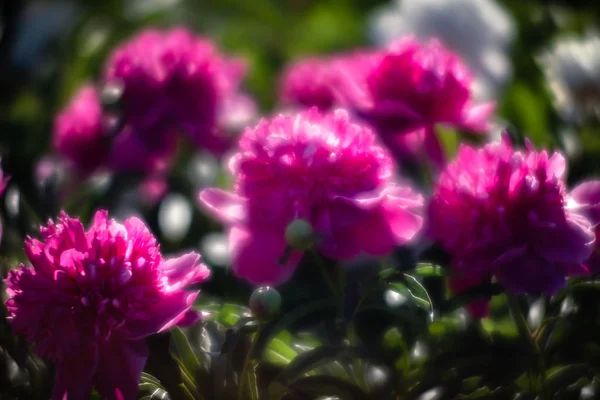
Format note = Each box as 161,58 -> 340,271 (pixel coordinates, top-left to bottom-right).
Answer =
571,180 -> 600,224
229,226 -> 301,286
126,290 -> 199,339
381,198 -> 424,243
176,309 -> 203,327
536,219 -> 594,264
94,340 -> 149,400
162,252 -> 210,286
198,189 -> 247,224
51,346 -> 98,400
459,103 -> 495,132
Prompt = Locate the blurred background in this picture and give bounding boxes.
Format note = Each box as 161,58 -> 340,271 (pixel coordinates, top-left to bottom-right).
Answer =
2,0 -> 600,306
2,0 -> 600,398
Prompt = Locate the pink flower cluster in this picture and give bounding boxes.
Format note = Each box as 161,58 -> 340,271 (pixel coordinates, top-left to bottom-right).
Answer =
428,135 -> 600,315
280,37 -> 494,168
54,28 -> 249,176
4,210 -> 210,399
199,108 -> 424,285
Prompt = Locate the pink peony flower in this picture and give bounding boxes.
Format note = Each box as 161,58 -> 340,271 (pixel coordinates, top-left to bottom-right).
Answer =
199,108 -> 423,285
53,85 -> 109,174
4,210 -> 210,399
335,37 -> 494,168
54,28 -> 248,175
104,27 -> 247,155
280,57 -> 338,111
429,134 -> 595,310
53,85 -> 174,175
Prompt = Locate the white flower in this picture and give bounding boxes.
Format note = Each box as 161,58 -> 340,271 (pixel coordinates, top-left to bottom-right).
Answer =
538,34 -> 600,122
368,0 -> 515,101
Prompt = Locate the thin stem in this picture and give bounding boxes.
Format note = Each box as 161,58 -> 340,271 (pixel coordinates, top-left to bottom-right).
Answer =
238,326 -> 261,400
311,249 -> 343,305
508,295 -> 547,399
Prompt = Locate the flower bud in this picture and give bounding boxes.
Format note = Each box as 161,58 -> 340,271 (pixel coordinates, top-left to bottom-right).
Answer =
249,286 -> 281,320
100,80 -> 124,113
285,219 -> 314,250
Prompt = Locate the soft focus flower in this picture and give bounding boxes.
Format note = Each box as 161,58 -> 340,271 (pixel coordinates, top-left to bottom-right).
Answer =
4,210 -> 210,399
53,85 -> 108,174
105,27 -> 246,153
54,28 -> 249,175
368,0 -> 515,101
280,57 -> 339,111
429,135 -> 596,309
538,34 -> 600,122
199,108 -> 423,285
336,37 -> 494,168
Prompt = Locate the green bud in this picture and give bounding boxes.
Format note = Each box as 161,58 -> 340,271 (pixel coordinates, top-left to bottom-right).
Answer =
100,80 -> 124,113
249,286 -> 281,320
285,219 -> 314,250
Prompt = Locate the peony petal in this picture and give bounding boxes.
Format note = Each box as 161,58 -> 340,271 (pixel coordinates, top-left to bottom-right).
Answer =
459,102 -> 495,132
229,226 -> 301,286
125,291 -> 199,339
51,346 -> 98,400
536,218 -> 594,264
94,340 -> 149,400
162,252 -> 210,287
198,188 -> 247,224
571,180 -> 600,224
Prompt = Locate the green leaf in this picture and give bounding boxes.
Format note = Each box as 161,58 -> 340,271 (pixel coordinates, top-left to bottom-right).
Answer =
480,317 -> 519,339
274,345 -> 341,386
545,364 -> 590,394
461,376 -> 483,393
457,386 -> 492,399
414,263 -> 450,278
263,337 -> 298,367
286,375 -> 370,400
515,371 -> 543,393
140,372 -> 166,388
388,274 -> 434,316
251,298 -> 336,361
170,327 -> 200,376
441,283 -> 504,314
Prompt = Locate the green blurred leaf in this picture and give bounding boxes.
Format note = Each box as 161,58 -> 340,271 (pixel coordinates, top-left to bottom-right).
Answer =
461,376 -> 483,393
389,274 -> 433,316
273,345 -> 341,385
250,297 -> 336,362
441,283 -> 504,314
263,337 -> 298,367
545,364 -> 590,395
414,263 -> 450,278
457,386 -> 492,399
170,327 -> 200,377
501,81 -> 551,146
286,375 -> 370,400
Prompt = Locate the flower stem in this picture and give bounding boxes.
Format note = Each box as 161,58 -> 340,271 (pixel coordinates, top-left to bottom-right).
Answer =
238,325 -> 261,400
508,295 -> 547,399
311,249 -> 343,306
